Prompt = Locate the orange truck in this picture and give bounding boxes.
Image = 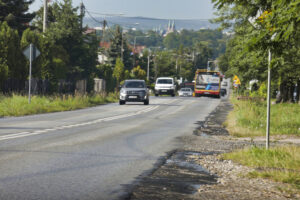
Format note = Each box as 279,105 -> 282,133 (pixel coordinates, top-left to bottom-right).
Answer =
193,69 -> 221,98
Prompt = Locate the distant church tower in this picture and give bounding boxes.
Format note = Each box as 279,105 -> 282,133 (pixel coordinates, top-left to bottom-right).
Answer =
164,19 -> 176,37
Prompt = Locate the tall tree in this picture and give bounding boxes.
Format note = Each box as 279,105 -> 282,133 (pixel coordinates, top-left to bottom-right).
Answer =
213,0 -> 300,102
0,0 -> 35,33
108,25 -> 132,70
113,57 -> 124,90
0,22 -> 25,81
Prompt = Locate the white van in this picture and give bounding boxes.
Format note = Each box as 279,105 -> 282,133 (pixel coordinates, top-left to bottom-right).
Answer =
154,77 -> 176,97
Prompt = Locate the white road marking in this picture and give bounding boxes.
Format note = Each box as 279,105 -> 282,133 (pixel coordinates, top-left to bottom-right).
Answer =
0,105 -> 159,141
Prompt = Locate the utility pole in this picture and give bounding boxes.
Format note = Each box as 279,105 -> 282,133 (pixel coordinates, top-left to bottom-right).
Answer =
80,2 -> 85,30
101,19 -> 107,43
132,37 -> 137,68
147,54 -> 150,81
175,57 -> 178,77
43,0 -> 48,33
121,31 -> 124,62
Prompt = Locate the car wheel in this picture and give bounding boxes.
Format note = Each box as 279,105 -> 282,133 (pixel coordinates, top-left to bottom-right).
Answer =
171,94 -> 175,97
119,100 -> 125,105
144,100 -> 149,105
155,94 -> 158,97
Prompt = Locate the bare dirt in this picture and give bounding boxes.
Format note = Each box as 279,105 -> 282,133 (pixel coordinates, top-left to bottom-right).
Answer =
125,99 -> 300,200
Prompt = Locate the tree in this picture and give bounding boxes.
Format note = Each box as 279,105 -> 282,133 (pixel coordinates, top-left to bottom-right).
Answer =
0,0 -> 35,34
0,22 -> 25,81
108,25 -> 132,71
96,64 -> 115,92
113,57 -> 124,90
212,0 -> 300,103
132,66 -> 146,80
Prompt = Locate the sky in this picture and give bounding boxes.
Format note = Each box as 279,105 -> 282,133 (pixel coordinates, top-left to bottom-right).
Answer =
30,0 -> 216,19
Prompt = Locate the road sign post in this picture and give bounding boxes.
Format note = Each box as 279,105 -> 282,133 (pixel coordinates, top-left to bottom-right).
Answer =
29,44 -> 32,104
23,44 -> 40,104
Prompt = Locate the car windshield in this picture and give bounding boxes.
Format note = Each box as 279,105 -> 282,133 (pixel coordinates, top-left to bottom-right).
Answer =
157,79 -> 173,84
124,81 -> 145,88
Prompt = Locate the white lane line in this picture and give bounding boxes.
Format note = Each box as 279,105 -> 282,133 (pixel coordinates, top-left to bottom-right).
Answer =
0,105 -> 159,141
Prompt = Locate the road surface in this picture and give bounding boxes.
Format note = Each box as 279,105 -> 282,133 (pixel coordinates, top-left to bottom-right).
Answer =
0,96 -> 220,200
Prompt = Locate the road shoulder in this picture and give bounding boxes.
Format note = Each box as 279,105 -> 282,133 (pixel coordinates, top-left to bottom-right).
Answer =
126,99 -> 300,200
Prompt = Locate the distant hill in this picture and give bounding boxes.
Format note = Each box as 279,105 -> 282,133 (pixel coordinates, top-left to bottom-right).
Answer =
83,16 -> 219,31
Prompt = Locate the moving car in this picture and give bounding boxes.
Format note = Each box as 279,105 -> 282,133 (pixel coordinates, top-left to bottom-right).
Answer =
178,88 -> 193,97
119,80 -> 149,105
154,77 -> 176,97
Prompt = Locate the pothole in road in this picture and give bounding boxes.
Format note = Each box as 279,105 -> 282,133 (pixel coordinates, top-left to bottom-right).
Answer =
126,151 -> 217,200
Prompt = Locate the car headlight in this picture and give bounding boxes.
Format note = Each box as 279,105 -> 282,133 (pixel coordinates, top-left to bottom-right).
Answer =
120,89 -> 126,95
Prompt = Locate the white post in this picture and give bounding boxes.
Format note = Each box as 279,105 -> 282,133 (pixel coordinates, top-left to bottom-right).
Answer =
266,49 -> 271,149
28,44 -> 32,104
132,37 -> 137,68
43,0 -> 48,33
147,55 -> 150,81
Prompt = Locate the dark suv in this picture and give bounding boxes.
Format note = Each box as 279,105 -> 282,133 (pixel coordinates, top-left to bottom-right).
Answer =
119,80 -> 149,105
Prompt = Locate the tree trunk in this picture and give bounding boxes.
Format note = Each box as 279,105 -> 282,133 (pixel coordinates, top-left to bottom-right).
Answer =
282,80 -> 289,103
276,82 -> 283,103
276,80 -> 288,103
288,80 -> 295,103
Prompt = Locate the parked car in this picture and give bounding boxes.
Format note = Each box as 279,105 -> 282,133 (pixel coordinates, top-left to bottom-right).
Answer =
154,77 -> 176,97
178,88 -> 193,97
119,80 -> 149,105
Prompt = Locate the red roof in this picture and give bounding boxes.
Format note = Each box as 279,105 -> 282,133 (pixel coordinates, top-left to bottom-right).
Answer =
99,42 -> 110,49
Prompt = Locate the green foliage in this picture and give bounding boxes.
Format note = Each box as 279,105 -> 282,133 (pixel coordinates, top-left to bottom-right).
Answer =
0,93 -> 118,117
227,98 -> 300,137
131,65 -> 146,80
113,57 -> 125,88
163,29 -> 226,58
0,0 -> 35,33
96,64 -> 115,92
155,51 -> 176,78
108,25 -> 132,70
30,0 -> 98,92
0,22 -> 26,82
213,0 -> 300,99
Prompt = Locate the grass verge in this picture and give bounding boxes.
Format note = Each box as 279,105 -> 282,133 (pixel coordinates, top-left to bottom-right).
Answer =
222,146 -> 300,191
224,97 -> 300,137
0,93 -> 118,117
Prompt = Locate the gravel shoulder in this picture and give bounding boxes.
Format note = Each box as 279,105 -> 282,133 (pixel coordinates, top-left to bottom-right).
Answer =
126,99 -> 300,200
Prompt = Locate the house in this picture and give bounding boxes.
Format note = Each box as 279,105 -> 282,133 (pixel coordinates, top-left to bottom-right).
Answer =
98,42 -> 110,64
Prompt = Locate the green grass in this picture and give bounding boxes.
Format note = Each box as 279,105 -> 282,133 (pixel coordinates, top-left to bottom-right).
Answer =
0,93 -> 118,117
222,146 -> 300,190
225,98 -> 300,137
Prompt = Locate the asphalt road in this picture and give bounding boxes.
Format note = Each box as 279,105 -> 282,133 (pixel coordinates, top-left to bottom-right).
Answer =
0,96 -> 220,200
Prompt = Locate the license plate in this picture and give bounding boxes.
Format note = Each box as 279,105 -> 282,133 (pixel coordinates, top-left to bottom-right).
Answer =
129,96 -> 137,99
161,90 -> 167,92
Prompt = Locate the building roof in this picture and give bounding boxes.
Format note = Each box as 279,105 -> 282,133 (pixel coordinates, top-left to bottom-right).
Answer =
99,42 -> 110,49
